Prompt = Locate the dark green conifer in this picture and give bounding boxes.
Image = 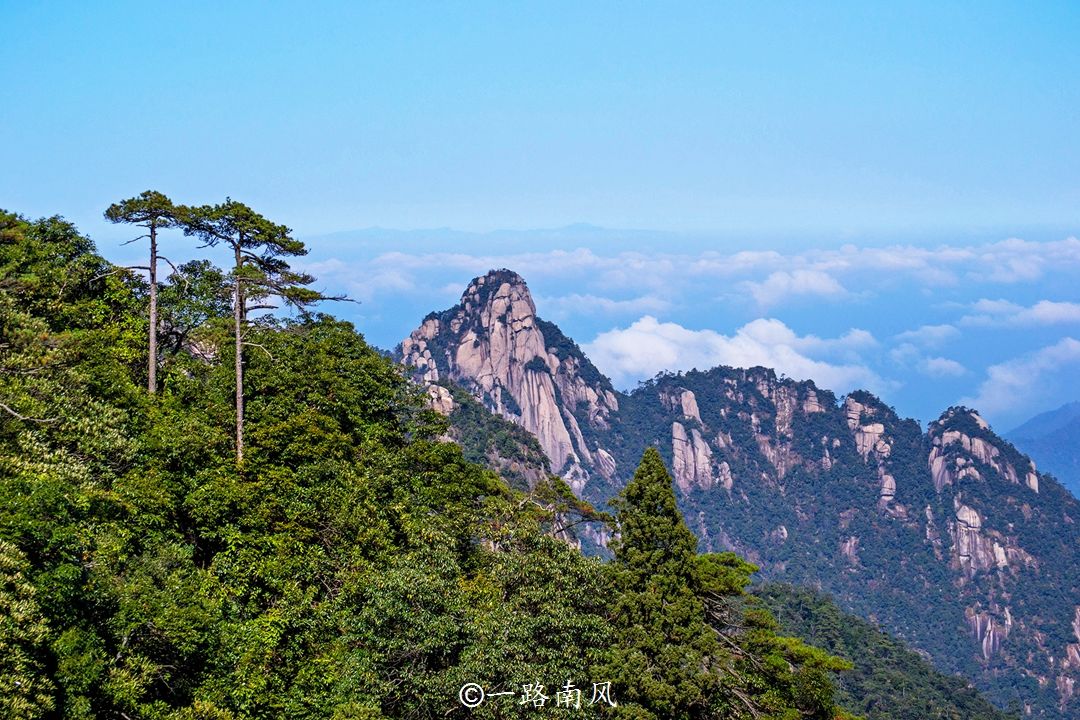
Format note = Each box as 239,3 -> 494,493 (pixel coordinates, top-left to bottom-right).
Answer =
607,446 -> 718,719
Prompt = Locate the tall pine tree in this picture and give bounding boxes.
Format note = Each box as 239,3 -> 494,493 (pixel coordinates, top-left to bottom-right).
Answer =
606,448 -> 850,720
104,190 -> 181,393
180,199 -> 331,464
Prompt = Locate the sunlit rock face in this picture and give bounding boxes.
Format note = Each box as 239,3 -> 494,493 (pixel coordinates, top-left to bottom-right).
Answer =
400,269 -> 618,494
843,396 -> 898,507
928,408 -> 1040,494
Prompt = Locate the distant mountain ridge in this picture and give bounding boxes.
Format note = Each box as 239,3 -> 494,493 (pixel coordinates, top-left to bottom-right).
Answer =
1010,402 -> 1080,439
1008,402 -> 1080,498
399,269 -> 1080,717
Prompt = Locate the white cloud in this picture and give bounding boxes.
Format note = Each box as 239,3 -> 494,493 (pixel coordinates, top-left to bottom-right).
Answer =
1023,301 -> 1080,324
370,247 -> 612,278
321,235 -> 1080,311
961,338 -> 1080,418
971,237 -> 1079,283
888,341 -> 966,378
298,258 -> 416,302
970,298 -> 1022,315
690,250 -> 785,276
583,316 -> 883,394
740,269 -> 847,308
919,356 -> 967,378
894,324 -> 959,348
960,299 -> 1080,327
535,293 -> 672,317
888,342 -> 921,366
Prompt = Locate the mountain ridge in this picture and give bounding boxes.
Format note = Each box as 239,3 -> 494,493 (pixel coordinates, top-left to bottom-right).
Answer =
400,268 -> 1080,717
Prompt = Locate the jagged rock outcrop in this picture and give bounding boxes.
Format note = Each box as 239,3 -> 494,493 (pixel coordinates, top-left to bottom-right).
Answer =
967,607 -> 1013,660
952,501 -> 1004,575
663,387 -> 702,422
949,496 -> 1036,579
844,395 -> 899,507
430,382 -> 552,491
400,270 -> 618,492
425,384 -> 455,416
671,421 -> 714,491
929,408 -> 1040,494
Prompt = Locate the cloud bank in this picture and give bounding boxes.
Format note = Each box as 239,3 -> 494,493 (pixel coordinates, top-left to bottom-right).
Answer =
299,229 -> 1080,426
583,316 -> 883,395
961,338 -> 1080,418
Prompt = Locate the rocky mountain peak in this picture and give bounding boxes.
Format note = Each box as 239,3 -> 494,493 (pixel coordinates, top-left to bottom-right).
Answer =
841,392 -> 905,506
400,269 -> 618,492
929,406 -> 1039,494
457,268 -> 533,317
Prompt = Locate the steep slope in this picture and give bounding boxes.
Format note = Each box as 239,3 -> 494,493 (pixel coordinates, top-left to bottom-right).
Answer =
758,584 -> 1016,720
610,371 -> 1080,716
423,380 -> 552,491
401,269 -> 1080,718
1009,402 -> 1080,498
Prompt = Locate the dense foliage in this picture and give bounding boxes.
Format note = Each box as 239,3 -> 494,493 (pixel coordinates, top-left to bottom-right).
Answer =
607,448 -> 850,720
1,208 -> 850,719
757,584 -> 1017,720
440,381 -> 551,491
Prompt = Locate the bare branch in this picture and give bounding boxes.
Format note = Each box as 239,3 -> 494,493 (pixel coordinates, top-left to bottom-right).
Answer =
0,401 -> 58,424
551,517 -> 594,535
157,255 -> 187,285
91,263 -> 156,282
120,234 -> 151,246
242,342 -> 274,360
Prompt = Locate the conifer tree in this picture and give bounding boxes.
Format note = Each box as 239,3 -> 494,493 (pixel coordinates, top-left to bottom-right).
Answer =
607,446 -> 717,719
608,448 -> 850,720
180,199 -> 332,464
104,191 -> 181,393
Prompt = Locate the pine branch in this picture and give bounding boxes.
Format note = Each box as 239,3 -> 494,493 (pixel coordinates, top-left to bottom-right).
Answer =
120,233 -> 151,246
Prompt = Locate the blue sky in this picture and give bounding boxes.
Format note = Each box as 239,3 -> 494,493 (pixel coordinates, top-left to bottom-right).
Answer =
2,2 -> 1079,430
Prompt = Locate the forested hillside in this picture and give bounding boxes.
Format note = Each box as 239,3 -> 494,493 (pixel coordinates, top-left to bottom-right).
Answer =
1,205 -> 855,720
757,585 -> 1015,720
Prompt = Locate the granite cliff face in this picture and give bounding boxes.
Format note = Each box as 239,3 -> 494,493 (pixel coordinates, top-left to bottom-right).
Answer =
402,270 -> 1080,717
400,270 -> 618,492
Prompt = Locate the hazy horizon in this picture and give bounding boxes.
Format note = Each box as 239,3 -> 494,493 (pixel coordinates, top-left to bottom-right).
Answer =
79,219 -> 1078,433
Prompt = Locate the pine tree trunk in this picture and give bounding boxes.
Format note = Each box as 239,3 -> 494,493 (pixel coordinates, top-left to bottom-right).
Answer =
234,245 -> 244,465
147,223 -> 158,394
